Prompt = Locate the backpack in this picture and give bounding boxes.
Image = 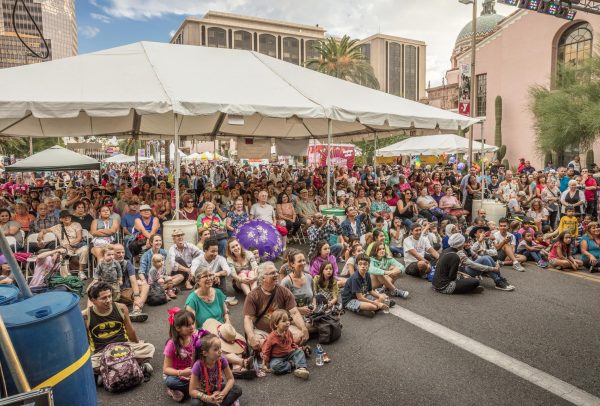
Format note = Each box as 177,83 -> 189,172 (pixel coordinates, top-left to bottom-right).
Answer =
146,282 -> 167,306
99,343 -> 144,392
315,314 -> 342,344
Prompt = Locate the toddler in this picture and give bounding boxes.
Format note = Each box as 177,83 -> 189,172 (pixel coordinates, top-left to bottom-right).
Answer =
90,245 -> 122,301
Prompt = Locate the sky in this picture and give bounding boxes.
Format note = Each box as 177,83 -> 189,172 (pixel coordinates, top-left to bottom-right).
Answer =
77,0 -> 516,87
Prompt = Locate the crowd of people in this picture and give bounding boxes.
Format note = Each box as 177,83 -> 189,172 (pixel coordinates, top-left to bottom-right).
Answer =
0,153 -> 598,403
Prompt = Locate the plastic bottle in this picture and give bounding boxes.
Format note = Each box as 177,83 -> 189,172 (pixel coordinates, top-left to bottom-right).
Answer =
315,344 -> 324,366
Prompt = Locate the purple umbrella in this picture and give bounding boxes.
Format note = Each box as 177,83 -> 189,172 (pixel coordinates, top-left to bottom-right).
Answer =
233,219 -> 284,261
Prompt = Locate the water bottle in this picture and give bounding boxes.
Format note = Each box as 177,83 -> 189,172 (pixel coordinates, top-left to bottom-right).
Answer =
315,344 -> 324,366
383,297 -> 390,314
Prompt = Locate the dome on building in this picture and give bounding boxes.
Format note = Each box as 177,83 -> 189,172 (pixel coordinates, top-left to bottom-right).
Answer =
455,13 -> 505,49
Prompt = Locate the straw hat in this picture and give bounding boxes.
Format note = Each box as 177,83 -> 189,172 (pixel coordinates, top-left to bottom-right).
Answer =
202,319 -> 246,354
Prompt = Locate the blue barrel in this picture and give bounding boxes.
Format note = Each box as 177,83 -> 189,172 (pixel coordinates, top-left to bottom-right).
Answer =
0,291 -> 97,405
0,285 -> 20,305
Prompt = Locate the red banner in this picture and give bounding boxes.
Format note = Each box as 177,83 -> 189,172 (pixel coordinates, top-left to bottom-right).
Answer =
308,145 -> 355,169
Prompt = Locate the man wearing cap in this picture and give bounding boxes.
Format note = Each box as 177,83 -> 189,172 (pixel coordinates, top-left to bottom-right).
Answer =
40,210 -> 89,280
168,228 -> 201,290
129,204 -> 160,258
432,234 -> 481,294
295,189 -> 317,225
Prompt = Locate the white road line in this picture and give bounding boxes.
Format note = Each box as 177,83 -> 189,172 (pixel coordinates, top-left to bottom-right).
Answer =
390,306 -> 600,406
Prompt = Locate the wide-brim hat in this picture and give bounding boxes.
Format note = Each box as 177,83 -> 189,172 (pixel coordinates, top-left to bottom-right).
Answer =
202,319 -> 246,354
468,225 -> 490,239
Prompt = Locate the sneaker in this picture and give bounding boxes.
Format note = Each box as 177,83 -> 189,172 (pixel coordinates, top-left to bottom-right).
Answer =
512,261 -> 526,272
387,299 -> 396,308
538,260 -> 549,269
142,362 -> 153,382
78,271 -> 87,281
225,296 -> 238,306
293,367 -> 310,380
495,280 -> 515,291
358,310 -> 376,318
375,287 -> 386,294
166,388 -> 185,403
130,309 -> 148,323
391,289 -> 409,299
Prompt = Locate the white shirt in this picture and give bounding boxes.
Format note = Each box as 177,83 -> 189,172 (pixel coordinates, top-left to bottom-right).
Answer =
403,235 -> 432,266
191,252 -> 232,277
493,230 -> 516,247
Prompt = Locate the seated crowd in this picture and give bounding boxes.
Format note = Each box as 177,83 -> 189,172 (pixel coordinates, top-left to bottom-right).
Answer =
0,154 -> 598,403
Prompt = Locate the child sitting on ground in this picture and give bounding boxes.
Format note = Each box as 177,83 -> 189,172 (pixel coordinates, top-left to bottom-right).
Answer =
260,309 -> 310,380
517,231 -> 548,268
548,232 -> 583,271
89,245 -> 122,301
340,254 -> 392,318
510,220 -> 523,248
189,334 -> 242,405
340,243 -> 364,277
312,261 -> 339,306
163,308 -> 196,403
149,254 -> 184,300
373,217 -> 390,245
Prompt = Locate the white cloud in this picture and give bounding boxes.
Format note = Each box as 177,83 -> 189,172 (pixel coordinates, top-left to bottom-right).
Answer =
96,0 -> 517,86
90,13 -> 111,23
169,30 -> 176,38
80,25 -> 100,38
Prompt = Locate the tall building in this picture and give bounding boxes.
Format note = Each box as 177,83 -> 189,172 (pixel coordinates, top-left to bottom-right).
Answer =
0,0 -> 77,69
170,11 -> 427,101
426,0 -> 600,167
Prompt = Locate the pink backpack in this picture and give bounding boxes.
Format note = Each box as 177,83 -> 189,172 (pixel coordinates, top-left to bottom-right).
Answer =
99,343 -> 144,392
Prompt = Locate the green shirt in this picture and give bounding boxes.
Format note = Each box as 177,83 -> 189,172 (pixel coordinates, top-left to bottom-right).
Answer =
185,289 -> 226,329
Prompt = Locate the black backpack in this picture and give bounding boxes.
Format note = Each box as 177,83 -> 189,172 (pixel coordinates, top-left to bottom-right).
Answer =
315,314 -> 342,344
146,282 -> 167,306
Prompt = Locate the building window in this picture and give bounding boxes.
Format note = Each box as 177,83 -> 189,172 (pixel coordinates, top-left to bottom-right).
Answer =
476,73 -> 487,117
305,39 -> 320,61
388,43 -> 401,96
175,33 -> 183,45
404,45 -> 417,101
558,22 -> 592,67
207,27 -> 227,48
282,37 -> 299,65
234,30 -> 252,50
259,33 -> 277,58
359,44 -> 371,62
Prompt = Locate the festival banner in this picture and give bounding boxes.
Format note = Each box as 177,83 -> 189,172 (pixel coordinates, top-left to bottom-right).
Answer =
459,63 -> 471,117
307,145 -> 355,169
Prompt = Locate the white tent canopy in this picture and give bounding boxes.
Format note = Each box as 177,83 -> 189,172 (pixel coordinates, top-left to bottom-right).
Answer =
0,42 -> 478,140
5,145 -> 100,172
103,154 -> 151,164
375,134 -> 498,157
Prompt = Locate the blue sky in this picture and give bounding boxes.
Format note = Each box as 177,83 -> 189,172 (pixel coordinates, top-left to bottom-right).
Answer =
76,1 -> 516,85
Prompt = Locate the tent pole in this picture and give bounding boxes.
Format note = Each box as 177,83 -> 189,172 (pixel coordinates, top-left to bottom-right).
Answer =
326,119 -> 332,207
29,137 -> 33,156
174,114 -> 180,220
373,132 -> 378,173
480,121 -> 486,196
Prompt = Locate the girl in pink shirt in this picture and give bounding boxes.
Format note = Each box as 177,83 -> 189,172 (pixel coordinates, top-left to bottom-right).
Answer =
163,308 -> 198,402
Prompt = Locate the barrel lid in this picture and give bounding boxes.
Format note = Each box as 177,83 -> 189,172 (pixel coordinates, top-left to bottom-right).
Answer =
321,208 -> 345,215
0,292 -> 79,326
0,285 -> 20,305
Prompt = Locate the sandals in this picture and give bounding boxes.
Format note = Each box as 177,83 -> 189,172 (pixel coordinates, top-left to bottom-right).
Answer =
242,356 -> 254,370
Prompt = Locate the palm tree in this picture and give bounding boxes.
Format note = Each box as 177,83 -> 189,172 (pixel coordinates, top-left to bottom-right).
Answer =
305,35 -> 380,90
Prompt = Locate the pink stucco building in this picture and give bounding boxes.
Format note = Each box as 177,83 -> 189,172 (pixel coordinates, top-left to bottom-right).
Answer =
428,0 -> 600,169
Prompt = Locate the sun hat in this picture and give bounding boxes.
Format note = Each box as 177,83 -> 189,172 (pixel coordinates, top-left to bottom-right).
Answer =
448,233 -> 466,249
468,225 -> 490,239
171,228 -> 185,236
202,319 -> 246,354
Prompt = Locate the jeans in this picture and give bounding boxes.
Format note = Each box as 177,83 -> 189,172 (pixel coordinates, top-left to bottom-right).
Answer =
123,235 -> 135,259
399,217 -> 414,228
269,349 -> 307,375
519,250 -> 542,262
390,246 -> 403,256
190,384 -> 242,406
164,375 -> 189,394
464,256 -> 504,285
330,243 -> 343,259
218,238 -> 227,257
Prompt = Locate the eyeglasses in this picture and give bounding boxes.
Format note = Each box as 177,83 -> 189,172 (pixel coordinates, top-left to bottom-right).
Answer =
264,271 -> 278,277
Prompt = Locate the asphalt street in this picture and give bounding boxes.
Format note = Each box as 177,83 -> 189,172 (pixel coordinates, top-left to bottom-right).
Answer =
95,262 -> 600,406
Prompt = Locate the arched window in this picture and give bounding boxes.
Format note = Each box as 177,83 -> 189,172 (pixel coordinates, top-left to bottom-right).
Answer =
207,27 -> 227,48
282,37 -> 300,65
259,34 -> 277,58
234,30 -> 252,50
558,23 -> 592,66
305,40 -> 320,61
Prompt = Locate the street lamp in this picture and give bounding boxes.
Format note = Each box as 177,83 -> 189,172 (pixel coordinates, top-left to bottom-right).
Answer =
459,0 -> 478,168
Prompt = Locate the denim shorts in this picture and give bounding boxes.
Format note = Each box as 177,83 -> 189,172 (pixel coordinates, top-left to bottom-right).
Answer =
345,294 -> 376,312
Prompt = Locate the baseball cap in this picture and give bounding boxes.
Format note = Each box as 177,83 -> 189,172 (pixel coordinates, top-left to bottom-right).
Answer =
139,204 -> 152,211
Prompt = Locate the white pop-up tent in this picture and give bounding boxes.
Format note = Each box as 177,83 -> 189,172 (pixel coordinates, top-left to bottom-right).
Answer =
5,145 -> 100,172
375,134 -> 498,157
104,154 -> 151,164
0,41 -> 479,209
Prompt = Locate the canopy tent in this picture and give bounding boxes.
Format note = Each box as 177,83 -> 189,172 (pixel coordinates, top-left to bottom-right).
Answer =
5,145 -> 100,172
0,41 -> 479,209
103,154 -> 150,164
183,152 -> 227,161
375,134 -> 498,157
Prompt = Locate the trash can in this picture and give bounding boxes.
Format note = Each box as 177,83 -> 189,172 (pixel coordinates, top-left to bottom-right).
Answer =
320,207 -> 347,223
0,291 -> 97,405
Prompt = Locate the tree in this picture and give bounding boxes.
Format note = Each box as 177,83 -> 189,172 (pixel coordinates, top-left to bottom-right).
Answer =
530,56 -> 600,154
0,137 -> 64,158
353,134 -> 408,165
305,35 -> 380,90
118,138 -> 144,156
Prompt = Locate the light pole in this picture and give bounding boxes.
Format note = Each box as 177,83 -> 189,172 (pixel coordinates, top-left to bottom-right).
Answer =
459,0 -> 477,168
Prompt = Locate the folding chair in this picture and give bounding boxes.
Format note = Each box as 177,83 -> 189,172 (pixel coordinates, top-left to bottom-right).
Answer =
5,236 -> 17,252
24,232 -> 57,279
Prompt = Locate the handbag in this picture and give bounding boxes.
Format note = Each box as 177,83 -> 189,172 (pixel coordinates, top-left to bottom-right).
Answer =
146,282 -> 167,306
208,218 -> 228,240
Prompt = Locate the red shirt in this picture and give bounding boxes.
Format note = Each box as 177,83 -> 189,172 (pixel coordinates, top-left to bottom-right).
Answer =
584,177 -> 597,202
261,329 -> 298,365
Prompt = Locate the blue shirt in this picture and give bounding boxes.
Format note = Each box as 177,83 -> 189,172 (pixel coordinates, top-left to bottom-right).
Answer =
341,270 -> 373,307
139,248 -> 167,276
122,212 -> 141,233
559,176 -> 570,193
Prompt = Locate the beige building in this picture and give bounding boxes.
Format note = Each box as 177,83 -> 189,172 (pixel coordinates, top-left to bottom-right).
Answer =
0,0 -> 77,69
170,11 -> 427,101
